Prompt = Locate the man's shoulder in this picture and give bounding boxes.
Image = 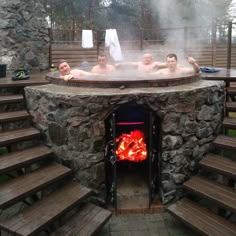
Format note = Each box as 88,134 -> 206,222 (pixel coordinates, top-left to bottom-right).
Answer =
154,61 -> 167,67
179,67 -> 194,74
107,64 -> 116,69
91,65 -> 99,69
91,65 -> 99,72
71,68 -> 82,73
157,68 -> 168,73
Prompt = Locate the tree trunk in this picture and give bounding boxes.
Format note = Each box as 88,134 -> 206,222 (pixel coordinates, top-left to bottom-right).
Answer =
69,0 -> 76,40
89,0 -> 97,29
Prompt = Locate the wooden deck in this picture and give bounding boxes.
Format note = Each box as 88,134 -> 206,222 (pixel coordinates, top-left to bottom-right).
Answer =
201,68 -> 236,81
0,72 -> 49,88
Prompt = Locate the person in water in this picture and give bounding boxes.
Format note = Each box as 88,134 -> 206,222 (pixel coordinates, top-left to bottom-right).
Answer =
153,53 -> 200,76
116,53 -> 167,73
91,54 -> 116,74
57,60 -> 96,81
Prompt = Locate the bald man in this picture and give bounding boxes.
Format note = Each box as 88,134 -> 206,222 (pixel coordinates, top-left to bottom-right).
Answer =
116,53 -> 167,73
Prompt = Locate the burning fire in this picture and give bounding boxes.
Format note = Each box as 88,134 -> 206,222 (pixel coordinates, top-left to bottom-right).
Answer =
115,130 -> 147,162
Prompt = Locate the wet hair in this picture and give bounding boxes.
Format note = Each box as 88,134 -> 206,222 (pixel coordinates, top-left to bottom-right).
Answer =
143,53 -> 153,59
166,53 -> 178,61
98,54 -> 107,58
57,59 -> 68,70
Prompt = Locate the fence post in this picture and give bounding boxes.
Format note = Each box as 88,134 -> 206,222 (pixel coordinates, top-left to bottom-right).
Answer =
227,21 -> 232,69
212,23 -> 216,67
140,29 -> 143,50
184,27 -> 188,56
96,30 -> 99,56
48,28 -> 53,68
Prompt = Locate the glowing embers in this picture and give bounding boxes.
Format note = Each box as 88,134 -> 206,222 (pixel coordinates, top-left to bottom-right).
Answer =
115,130 -> 147,162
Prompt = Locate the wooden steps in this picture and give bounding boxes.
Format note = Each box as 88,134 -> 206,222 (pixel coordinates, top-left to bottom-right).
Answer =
167,198 -> 236,236
213,134 -> 236,150
226,87 -> 236,96
184,176 -> 236,213
223,117 -> 236,129
167,76 -> 236,236
51,203 -> 112,236
0,110 -> 30,123
0,146 -> 53,174
226,102 -> 236,112
0,95 -> 24,104
0,182 -> 92,236
0,75 -> 111,235
0,163 -> 73,209
199,154 -> 236,179
0,127 -> 41,146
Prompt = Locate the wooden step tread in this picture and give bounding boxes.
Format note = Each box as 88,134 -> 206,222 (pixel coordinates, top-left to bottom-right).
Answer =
223,117 -> 236,129
0,95 -> 24,104
51,203 -> 112,236
184,176 -> 236,213
226,87 -> 236,95
0,145 -> 53,174
0,182 -> 92,236
199,154 -> 236,179
167,198 -> 236,236
213,134 -> 236,150
0,163 -> 73,209
0,110 -> 30,123
0,127 -> 40,146
226,102 -> 236,112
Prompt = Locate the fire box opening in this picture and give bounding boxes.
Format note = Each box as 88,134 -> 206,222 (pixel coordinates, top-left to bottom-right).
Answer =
104,103 -> 161,210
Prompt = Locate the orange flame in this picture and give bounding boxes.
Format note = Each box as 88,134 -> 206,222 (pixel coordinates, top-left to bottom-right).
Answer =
115,130 -> 147,162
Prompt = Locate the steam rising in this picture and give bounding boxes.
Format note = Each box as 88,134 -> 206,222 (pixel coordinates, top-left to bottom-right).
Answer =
148,0 -> 232,64
101,1 -> 233,66
151,0 -> 232,27
228,0 -> 236,20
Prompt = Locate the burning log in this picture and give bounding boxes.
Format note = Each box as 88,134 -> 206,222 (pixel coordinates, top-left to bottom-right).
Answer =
115,130 -> 147,162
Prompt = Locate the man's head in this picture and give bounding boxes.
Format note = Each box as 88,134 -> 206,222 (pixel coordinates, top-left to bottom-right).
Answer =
142,53 -> 153,65
166,53 -> 178,72
57,60 -> 71,76
97,54 -> 108,68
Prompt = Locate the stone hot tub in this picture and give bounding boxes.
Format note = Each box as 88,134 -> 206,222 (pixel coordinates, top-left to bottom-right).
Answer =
24,72 -> 225,209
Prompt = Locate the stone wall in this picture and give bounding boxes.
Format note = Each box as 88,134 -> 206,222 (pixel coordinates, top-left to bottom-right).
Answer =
0,0 -> 49,72
25,80 -> 225,203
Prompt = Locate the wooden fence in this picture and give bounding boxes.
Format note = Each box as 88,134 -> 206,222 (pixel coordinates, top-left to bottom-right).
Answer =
50,42 -> 236,68
51,44 -> 98,67
50,22 -> 236,68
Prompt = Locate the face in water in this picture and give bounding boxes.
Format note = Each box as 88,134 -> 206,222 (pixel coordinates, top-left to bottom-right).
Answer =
166,56 -> 177,72
58,62 -> 71,76
143,54 -> 153,65
98,56 -> 107,68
